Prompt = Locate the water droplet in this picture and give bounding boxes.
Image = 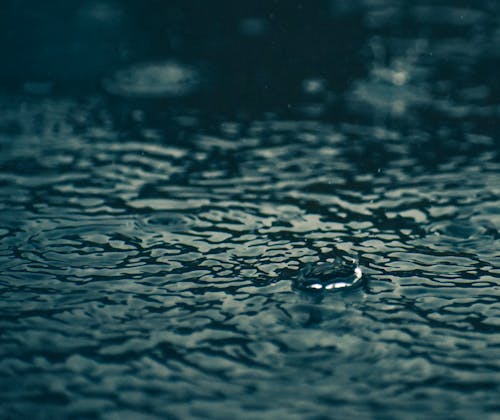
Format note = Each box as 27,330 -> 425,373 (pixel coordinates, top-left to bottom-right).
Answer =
103,60 -> 202,98
293,257 -> 363,292
302,78 -> 327,95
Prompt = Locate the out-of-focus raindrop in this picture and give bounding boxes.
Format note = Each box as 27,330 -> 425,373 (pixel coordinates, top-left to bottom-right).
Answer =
302,77 -> 327,95
103,61 -> 202,98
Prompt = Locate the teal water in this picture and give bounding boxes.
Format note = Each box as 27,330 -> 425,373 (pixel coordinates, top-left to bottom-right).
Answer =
1,1 -> 499,418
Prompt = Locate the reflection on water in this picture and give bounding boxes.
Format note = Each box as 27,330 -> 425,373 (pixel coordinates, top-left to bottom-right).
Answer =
1,1 -> 500,419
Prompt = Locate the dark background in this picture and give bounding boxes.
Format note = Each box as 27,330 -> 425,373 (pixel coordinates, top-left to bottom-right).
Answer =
0,1 -> 368,106
2,0 -> 499,114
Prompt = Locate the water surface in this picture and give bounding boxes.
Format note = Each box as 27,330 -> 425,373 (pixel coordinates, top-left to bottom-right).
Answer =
1,1 -> 499,418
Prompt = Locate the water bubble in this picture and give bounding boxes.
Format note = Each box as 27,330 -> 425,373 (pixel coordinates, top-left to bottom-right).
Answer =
293,256 -> 364,293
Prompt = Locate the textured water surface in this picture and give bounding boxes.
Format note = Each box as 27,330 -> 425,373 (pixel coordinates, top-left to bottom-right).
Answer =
1,1 -> 500,419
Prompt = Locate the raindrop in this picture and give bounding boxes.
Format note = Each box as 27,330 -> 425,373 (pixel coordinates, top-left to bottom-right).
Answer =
103,60 -> 202,98
293,256 -> 363,292
302,77 -> 327,95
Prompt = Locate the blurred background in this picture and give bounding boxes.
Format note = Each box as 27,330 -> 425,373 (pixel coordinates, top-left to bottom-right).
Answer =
0,0 -> 366,109
1,0 -> 499,117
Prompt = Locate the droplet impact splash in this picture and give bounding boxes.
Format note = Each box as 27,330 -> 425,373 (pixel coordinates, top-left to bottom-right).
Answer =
294,257 -> 364,292
103,60 -> 202,98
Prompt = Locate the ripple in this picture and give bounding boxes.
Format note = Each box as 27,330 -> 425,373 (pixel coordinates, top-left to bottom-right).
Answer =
103,61 -> 203,98
1,3 -> 500,418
